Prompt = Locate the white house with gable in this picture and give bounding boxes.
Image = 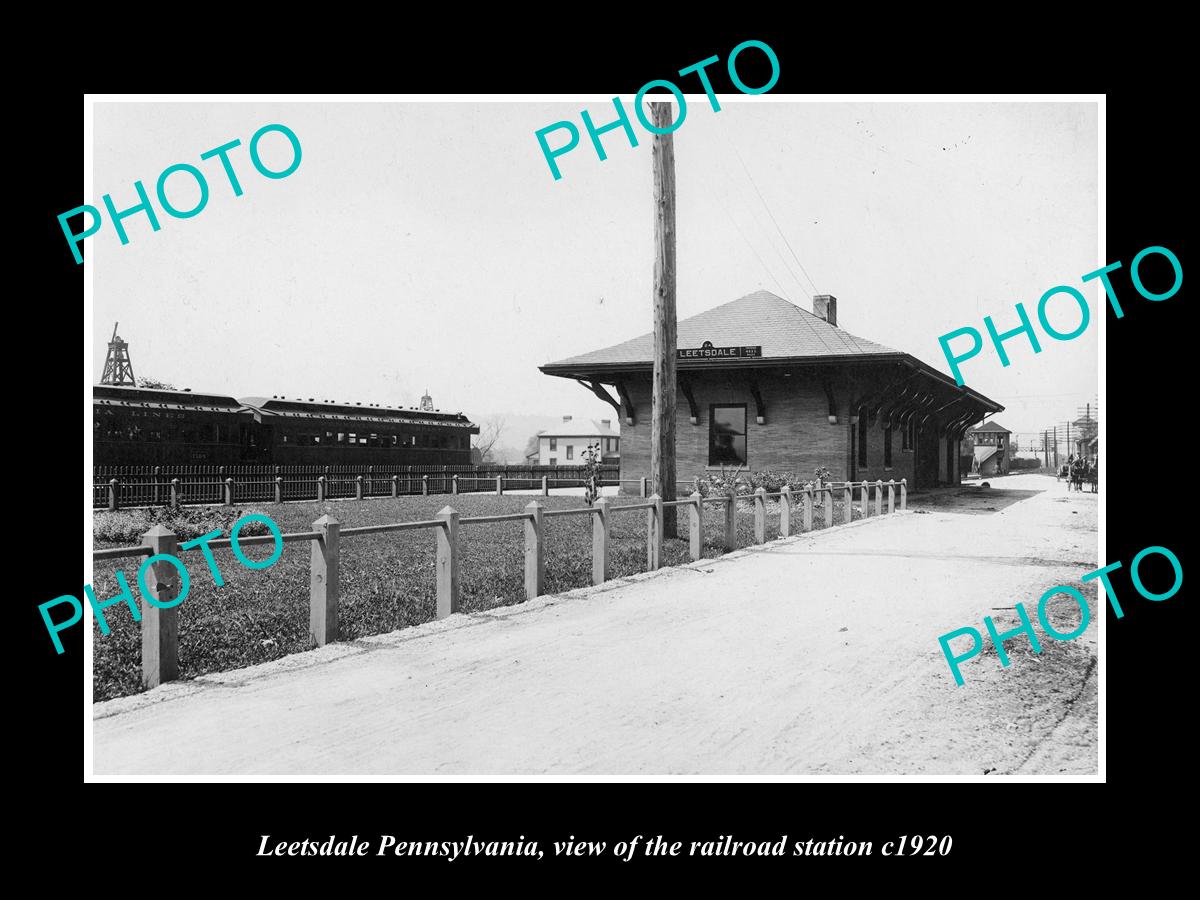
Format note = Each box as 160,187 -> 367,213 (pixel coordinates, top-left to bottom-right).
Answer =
530,416 -> 620,466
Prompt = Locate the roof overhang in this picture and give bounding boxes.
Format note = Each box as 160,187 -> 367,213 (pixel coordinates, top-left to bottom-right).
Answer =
540,352 -> 1003,415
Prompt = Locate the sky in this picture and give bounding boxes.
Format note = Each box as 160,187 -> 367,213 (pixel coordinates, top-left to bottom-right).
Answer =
91,99 -> 1098,456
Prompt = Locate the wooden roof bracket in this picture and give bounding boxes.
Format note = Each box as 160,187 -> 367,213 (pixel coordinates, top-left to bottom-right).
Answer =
748,380 -> 766,425
615,380 -> 635,427
679,376 -> 700,425
822,379 -> 838,424
572,378 -> 621,415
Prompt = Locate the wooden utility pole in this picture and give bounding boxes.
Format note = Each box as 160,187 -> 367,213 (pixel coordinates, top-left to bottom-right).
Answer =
650,101 -> 678,537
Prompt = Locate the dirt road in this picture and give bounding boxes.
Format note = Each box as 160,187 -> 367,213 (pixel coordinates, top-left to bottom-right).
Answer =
92,474 -> 1098,776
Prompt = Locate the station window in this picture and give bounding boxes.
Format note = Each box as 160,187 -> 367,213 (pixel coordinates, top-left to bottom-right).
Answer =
884,426 -> 893,468
857,416 -> 868,467
708,405 -> 747,465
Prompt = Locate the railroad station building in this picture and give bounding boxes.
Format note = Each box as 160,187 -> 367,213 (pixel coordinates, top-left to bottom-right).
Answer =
540,290 -> 1004,493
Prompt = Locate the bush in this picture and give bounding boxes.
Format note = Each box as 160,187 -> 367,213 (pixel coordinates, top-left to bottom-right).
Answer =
92,505 -> 274,545
696,467 -> 822,499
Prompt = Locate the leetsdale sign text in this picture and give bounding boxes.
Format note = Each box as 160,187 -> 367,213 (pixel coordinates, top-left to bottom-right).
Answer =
678,343 -> 762,360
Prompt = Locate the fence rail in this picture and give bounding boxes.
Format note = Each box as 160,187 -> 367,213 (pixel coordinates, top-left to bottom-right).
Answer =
93,463 -> 620,510
94,479 -> 907,691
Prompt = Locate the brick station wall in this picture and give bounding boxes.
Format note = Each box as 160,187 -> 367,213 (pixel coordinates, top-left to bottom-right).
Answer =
619,370 -> 853,492
617,369 -> 963,493
853,413 -> 917,489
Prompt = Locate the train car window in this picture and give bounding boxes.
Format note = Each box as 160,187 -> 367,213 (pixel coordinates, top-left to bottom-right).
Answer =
337,433 -> 346,443
390,435 -> 398,447
282,434 -> 290,443
313,434 -> 321,444
358,435 -> 368,445
368,433 -> 379,446
348,433 -> 356,444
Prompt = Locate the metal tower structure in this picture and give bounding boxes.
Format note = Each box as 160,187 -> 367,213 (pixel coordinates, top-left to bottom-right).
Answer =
420,389 -> 434,412
101,322 -> 137,386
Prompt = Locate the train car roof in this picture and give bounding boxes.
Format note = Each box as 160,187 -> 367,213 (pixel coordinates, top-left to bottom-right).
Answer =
93,384 -> 248,413
240,396 -> 479,430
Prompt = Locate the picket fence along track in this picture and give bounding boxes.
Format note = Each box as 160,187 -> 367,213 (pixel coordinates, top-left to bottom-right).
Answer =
93,463 -> 621,509
93,479 -> 907,691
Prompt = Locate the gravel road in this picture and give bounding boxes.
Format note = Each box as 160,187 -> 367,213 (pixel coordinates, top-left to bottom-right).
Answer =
93,473 -> 1098,776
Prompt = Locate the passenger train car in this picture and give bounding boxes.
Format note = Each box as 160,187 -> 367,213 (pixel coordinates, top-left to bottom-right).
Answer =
93,384 -> 479,466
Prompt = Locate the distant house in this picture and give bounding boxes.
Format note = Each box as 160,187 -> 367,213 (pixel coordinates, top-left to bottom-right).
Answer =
1072,415 -> 1098,461
965,420 -> 1011,476
532,416 -> 620,466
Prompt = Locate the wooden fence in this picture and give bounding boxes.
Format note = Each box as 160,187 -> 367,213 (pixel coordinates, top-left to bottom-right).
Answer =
93,463 -> 620,510
94,478 -> 906,690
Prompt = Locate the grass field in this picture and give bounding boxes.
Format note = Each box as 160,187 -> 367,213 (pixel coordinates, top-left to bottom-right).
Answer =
91,492 -> 862,701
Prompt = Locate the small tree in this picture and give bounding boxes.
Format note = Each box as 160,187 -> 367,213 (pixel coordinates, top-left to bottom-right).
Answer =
580,442 -> 603,506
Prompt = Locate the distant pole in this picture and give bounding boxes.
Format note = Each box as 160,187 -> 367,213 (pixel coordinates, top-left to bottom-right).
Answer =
1052,425 -> 1058,470
650,100 -> 678,537
1066,419 -> 1071,459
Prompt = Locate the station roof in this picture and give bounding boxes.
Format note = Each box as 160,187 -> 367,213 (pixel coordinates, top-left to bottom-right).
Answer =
540,290 -> 1003,413
544,291 -> 897,370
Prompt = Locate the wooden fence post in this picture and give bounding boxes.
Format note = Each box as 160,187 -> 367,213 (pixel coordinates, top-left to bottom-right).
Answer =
274,476 -> 283,504
803,485 -> 813,531
170,478 -> 180,509
822,485 -> 832,528
900,478 -> 907,509
316,475 -> 326,504
310,514 -> 339,646
639,476 -> 648,498
140,524 -> 181,689
843,482 -> 854,525
108,478 -> 119,512
888,479 -> 896,513
754,487 -> 767,543
541,475 -> 549,496
153,465 -> 161,505
355,475 -> 363,501
860,480 -> 870,518
435,506 -> 460,618
524,500 -> 544,600
422,474 -> 429,496
592,497 -> 610,585
723,495 -> 737,551
875,479 -> 883,516
647,493 -> 663,570
780,485 -> 792,537
689,491 -> 703,560
495,475 -> 503,496
392,474 -> 399,498
224,477 -> 234,506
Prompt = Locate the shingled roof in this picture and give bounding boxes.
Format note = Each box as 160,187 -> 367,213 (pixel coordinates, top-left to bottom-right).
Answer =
970,420 -> 1012,434
543,291 -> 899,369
